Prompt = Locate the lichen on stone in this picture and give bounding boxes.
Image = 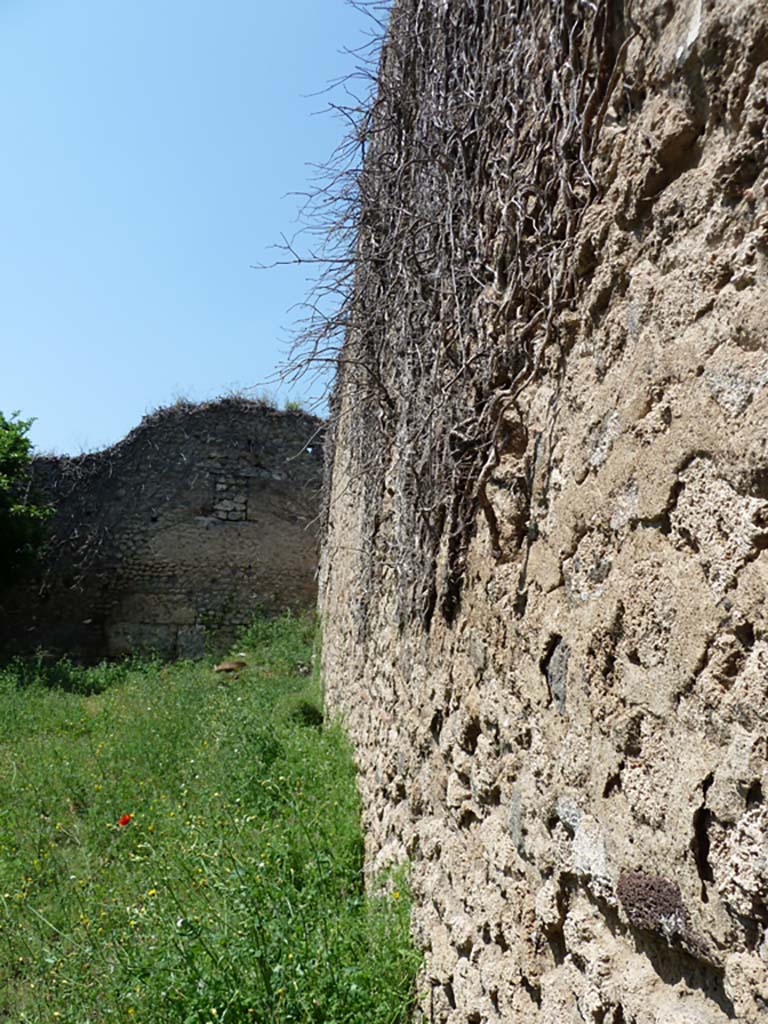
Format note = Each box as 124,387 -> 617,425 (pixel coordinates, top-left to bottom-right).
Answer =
616,870 -> 709,960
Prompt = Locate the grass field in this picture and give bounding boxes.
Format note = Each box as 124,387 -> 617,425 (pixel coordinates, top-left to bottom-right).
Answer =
0,614 -> 420,1023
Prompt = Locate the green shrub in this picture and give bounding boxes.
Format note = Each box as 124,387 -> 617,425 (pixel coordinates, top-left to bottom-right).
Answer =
0,411 -> 52,588
0,652 -> 136,696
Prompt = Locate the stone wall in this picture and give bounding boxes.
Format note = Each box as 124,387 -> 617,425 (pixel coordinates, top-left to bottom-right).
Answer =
321,2 -> 768,1022
0,398 -> 323,661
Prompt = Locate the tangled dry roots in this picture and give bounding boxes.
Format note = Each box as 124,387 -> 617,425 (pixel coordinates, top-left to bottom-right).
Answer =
325,0 -> 633,634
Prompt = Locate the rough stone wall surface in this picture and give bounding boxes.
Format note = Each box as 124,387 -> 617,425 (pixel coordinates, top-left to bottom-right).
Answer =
321,2 -> 768,1022
1,399 -> 323,660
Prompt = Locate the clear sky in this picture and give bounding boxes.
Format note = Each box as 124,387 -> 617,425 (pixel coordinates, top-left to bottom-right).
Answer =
0,1 -> 379,454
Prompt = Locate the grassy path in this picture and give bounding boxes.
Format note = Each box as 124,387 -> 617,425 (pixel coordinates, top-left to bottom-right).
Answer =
0,615 -> 418,1023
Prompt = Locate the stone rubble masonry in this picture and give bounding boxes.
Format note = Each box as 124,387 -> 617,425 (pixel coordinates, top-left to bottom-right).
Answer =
0,398 -> 324,661
320,2 -> 768,1022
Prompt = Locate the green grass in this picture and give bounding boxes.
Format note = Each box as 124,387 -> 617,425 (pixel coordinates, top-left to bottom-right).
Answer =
0,613 -> 420,1023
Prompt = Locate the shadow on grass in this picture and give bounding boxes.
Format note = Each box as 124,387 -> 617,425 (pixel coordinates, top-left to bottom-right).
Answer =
289,699 -> 324,729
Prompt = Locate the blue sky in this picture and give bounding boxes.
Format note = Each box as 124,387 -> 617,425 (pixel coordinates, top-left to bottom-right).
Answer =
0,1 -> 380,453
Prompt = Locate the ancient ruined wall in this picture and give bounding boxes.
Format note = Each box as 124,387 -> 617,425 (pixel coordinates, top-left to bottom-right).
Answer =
321,2 -> 768,1022
1,399 -> 323,660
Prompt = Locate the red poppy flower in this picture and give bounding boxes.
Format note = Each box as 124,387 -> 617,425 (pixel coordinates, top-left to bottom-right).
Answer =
117,813 -> 133,827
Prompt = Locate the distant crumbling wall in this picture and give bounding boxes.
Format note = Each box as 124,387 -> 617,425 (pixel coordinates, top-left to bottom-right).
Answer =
321,2 -> 768,1022
0,399 -> 323,661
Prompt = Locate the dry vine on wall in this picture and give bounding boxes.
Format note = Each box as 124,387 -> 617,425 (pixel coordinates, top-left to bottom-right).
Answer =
290,0 -> 632,634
